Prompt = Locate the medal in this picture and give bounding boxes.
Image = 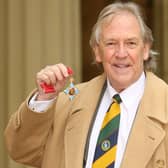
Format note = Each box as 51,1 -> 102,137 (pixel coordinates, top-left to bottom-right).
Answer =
64,68 -> 79,100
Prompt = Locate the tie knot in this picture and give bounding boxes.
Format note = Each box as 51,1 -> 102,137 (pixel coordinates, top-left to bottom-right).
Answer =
113,94 -> 122,104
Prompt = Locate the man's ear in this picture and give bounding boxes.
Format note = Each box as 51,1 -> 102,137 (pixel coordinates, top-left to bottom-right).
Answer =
143,43 -> 150,61
93,45 -> 102,63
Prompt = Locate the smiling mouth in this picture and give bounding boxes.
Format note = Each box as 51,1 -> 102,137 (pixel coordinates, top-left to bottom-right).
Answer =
113,64 -> 130,68
112,64 -> 131,74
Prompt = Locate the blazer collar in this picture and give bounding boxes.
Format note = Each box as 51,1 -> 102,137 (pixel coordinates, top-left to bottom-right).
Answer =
143,72 -> 168,123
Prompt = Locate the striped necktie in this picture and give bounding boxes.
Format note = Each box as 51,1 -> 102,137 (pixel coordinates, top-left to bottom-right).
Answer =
92,94 -> 122,168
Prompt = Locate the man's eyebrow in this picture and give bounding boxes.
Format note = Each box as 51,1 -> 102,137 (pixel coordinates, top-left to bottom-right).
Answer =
126,37 -> 139,40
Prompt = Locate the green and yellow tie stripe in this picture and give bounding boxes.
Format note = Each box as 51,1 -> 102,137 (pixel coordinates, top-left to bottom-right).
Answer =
92,94 -> 122,168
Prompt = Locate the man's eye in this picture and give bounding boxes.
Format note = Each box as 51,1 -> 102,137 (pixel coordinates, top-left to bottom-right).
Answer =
106,42 -> 116,46
127,41 -> 137,48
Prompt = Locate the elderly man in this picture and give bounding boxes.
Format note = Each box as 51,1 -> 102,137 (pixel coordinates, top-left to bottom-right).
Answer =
5,1 -> 168,168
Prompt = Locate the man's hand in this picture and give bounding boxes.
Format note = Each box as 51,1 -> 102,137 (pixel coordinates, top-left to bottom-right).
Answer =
36,63 -> 72,101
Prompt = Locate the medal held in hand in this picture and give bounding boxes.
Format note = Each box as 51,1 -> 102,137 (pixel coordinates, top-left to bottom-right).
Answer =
64,67 -> 79,101
40,66 -> 79,100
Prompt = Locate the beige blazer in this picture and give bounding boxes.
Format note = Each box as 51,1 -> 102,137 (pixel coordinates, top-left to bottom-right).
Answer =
5,72 -> 168,168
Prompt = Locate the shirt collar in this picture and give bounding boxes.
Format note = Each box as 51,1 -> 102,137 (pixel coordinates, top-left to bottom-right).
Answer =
106,72 -> 146,109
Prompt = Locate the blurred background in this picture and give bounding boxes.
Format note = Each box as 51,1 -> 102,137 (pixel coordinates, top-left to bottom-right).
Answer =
0,0 -> 168,168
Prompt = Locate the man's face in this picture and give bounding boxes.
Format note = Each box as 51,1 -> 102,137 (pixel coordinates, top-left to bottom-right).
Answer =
94,12 -> 150,92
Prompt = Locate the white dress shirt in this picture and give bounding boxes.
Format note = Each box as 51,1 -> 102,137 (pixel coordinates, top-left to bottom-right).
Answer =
29,93 -> 56,112
29,72 -> 145,168
85,72 -> 145,168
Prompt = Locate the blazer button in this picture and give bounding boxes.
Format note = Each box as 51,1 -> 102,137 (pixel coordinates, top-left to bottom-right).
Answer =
156,159 -> 165,167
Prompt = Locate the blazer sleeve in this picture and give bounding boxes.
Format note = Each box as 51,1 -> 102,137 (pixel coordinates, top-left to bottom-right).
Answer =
4,92 -> 56,167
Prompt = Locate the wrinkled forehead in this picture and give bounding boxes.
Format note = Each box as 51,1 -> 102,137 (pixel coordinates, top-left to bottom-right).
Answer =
100,10 -> 139,28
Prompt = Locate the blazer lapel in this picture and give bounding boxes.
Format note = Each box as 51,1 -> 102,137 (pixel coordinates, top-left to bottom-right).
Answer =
120,104 -> 165,168
64,74 -> 106,168
121,72 -> 166,168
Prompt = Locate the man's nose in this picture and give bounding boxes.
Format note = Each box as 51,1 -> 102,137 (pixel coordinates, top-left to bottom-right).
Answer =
115,43 -> 128,58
